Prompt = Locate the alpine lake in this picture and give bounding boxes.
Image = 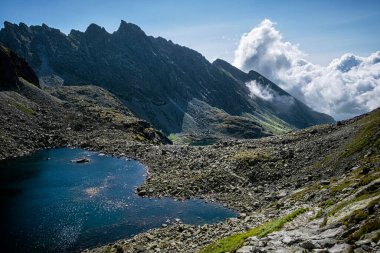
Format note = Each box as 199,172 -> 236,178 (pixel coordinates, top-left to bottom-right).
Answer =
0,148 -> 236,252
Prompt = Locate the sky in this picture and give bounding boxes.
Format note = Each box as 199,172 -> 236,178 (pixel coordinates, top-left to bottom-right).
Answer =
1,0 -> 379,65
1,0 -> 379,120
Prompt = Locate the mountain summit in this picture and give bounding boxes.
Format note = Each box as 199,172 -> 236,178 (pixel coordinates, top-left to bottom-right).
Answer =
0,21 -> 334,139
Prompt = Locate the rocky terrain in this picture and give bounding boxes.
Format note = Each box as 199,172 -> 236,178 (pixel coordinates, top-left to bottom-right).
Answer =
80,108 -> 379,253
1,41 -> 379,253
0,45 -> 169,160
0,21 -> 334,141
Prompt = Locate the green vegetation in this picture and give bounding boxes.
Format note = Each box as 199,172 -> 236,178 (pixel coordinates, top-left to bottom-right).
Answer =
167,134 -> 192,145
134,134 -> 147,142
343,109 -> 380,157
234,150 -> 270,166
341,209 -> 368,225
328,193 -> 379,218
358,168 -> 380,186
317,192 -> 380,228
90,106 -> 128,124
250,113 -> 293,135
290,183 -> 325,201
347,218 -> 380,243
199,208 -> 307,253
312,109 -> 380,177
168,133 -> 179,143
11,101 -> 35,116
329,180 -> 352,194
314,199 -> 335,219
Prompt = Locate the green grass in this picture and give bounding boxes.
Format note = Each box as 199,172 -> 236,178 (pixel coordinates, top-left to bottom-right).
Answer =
168,133 -> 179,143
358,169 -> 380,186
312,109 -> 380,175
199,208 -> 307,253
290,183 -> 325,201
314,199 -> 335,219
327,192 -> 380,218
347,218 -> 380,243
343,109 -> 380,157
167,133 -> 191,144
329,180 -> 352,194
250,113 -> 293,135
234,150 -> 270,167
11,102 -> 35,116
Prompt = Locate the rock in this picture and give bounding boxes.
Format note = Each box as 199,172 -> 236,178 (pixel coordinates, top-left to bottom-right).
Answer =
111,245 -> 123,253
282,235 -> 294,245
301,240 -> 318,250
277,190 -> 288,198
362,229 -> 380,242
353,247 -> 368,253
314,238 -> 337,248
238,213 -> 247,219
355,239 -> 371,246
236,246 -> 254,253
320,180 -> 330,185
328,244 -> 353,253
72,158 -> 90,163
137,189 -> 147,196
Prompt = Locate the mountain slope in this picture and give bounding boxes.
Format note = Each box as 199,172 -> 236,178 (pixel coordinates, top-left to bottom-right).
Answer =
0,21 -> 334,138
213,59 -> 334,129
0,45 -> 169,159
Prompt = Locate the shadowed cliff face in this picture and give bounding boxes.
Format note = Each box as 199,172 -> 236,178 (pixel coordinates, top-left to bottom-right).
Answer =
0,44 -> 39,90
0,21 -> 334,137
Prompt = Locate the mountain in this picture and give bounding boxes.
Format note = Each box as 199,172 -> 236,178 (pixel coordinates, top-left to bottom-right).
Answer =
0,21 -> 335,139
213,59 -> 334,129
0,45 -> 169,159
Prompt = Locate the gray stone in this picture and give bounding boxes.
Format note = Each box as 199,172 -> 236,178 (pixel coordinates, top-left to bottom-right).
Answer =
282,235 -> 294,245
314,238 -> 337,248
353,247 -> 367,253
355,239 -> 371,246
301,240 -> 317,250
236,245 -> 254,253
328,243 -> 353,253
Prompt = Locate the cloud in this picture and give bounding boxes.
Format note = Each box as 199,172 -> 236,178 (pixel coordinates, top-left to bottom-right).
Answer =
233,19 -> 380,120
246,80 -> 295,111
246,80 -> 273,101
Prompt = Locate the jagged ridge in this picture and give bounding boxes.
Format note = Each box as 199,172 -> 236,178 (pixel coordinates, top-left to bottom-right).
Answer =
0,21 -> 334,139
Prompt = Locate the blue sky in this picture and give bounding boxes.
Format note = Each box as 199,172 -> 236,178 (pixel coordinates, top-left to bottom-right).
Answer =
1,0 -> 379,65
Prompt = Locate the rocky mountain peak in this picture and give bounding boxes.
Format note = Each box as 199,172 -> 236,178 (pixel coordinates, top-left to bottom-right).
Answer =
85,23 -> 107,34
116,20 -> 146,36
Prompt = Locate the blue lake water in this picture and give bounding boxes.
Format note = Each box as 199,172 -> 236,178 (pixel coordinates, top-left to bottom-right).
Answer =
0,148 -> 236,252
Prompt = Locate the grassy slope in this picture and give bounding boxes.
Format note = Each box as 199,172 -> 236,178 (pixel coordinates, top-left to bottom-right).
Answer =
199,208 -> 307,253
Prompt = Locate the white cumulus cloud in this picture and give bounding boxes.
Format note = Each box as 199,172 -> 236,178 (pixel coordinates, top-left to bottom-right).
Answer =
233,19 -> 380,120
246,80 -> 295,112
246,80 -> 274,101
